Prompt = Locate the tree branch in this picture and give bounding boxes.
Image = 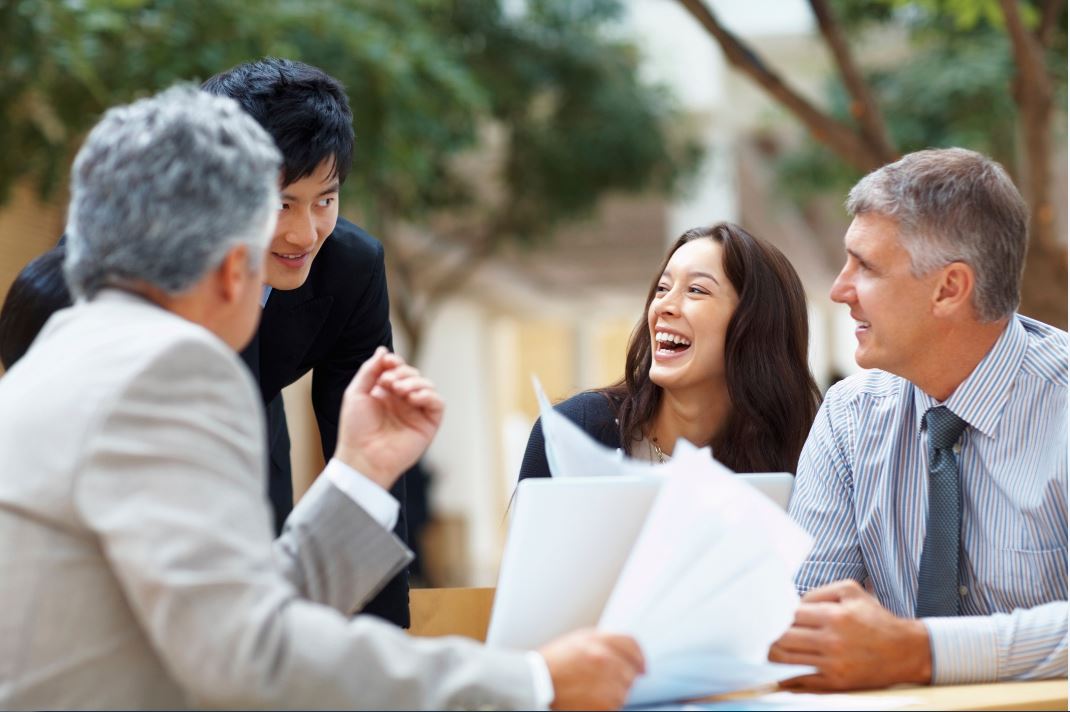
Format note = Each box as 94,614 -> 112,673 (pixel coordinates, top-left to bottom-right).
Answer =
1037,0 -> 1065,47
676,0 -> 885,173
808,0 -> 898,163
1000,0 -> 1054,96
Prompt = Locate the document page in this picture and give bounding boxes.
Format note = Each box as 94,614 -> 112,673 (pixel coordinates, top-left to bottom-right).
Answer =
534,378 -> 817,705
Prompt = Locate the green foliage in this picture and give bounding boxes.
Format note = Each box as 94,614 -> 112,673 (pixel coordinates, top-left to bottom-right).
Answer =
0,0 -> 698,249
779,0 -> 1066,202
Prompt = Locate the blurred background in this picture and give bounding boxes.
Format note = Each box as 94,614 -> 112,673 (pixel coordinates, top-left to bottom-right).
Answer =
1,0 -> 1066,586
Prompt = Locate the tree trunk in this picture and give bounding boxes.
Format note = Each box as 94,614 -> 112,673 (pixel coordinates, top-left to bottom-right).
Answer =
999,0 -> 1067,328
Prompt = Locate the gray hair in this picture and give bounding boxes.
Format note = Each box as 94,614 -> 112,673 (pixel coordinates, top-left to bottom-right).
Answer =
65,85 -> 282,299
846,147 -> 1027,322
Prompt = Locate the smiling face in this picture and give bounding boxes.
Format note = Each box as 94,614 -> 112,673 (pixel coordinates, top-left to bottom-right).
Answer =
647,238 -> 739,393
830,213 -> 941,378
265,158 -> 340,290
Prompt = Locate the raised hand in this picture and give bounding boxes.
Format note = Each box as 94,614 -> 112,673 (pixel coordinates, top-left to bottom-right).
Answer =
334,347 -> 444,490
539,629 -> 645,710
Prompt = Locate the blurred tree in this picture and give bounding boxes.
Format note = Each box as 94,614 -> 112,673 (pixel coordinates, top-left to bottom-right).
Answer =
678,0 -> 1067,327
0,0 -> 699,360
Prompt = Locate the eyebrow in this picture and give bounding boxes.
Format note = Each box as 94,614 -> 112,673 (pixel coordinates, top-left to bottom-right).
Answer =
846,248 -> 870,267
661,270 -> 721,285
281,182 -> 340,201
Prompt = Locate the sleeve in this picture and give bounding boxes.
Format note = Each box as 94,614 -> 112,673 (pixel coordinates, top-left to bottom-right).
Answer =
789,390 -> 868,593
517,392 -> 618,483
308,235 -> 410,625
309,238 -> 393,468
518,416 -> 552,482
73,339 -> 537,709
923,601 -> 1068,683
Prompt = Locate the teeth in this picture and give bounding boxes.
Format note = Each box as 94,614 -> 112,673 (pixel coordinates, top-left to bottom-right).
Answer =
655,331 -> 691,346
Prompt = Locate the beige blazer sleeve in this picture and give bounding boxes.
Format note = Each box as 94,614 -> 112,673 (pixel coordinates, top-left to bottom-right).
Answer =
73,336 -> 537,710
273,472 -> 413,615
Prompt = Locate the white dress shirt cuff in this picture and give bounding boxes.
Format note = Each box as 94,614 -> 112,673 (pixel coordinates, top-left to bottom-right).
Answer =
923,615 -> 1000,684
527,652 -> 555,709
324,458 -> 399,531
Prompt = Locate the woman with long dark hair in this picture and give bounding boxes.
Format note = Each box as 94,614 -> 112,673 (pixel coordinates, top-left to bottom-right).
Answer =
518,222 -> 820,477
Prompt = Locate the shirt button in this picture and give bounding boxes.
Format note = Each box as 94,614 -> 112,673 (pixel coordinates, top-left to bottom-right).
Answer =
959,585 -> 969,597
953,443 -> 962,454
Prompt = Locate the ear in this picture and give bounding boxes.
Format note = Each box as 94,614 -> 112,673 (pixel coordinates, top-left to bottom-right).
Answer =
217,244 -> 252,304
931,261 -> 974,318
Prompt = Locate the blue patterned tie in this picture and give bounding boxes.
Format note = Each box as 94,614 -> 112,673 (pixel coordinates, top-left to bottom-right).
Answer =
915,406 -> 968,618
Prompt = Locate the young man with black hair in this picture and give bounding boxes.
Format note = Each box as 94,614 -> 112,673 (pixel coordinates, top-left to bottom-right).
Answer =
202,58 -> 409,627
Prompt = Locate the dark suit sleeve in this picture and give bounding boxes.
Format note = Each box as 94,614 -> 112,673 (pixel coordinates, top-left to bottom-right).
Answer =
309,238 -> 410,628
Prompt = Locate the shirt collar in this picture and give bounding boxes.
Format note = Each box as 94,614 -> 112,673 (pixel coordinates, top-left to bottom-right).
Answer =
913,315 -> 1028,439
260,284 -> 273,308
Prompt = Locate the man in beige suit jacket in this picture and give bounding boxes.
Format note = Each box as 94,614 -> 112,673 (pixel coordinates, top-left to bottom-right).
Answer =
0,86 -> 643,709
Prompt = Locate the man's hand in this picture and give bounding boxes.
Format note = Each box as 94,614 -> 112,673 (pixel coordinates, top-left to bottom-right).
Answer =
768,579 -> 932,691
538,629 -> 645,710
334,347 -> 444,489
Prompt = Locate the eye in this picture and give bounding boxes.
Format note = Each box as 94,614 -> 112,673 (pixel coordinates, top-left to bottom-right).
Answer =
688,285 -> 710,295
277,200 -> 288,211
317,197 -> 335,208
655,283 -> 670,294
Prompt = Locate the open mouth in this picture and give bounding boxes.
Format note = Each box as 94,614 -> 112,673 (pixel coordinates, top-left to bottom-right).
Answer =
654,330 -> 692,356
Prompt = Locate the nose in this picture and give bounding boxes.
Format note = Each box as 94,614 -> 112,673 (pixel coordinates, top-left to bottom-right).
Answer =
829,265 -> 853,305
653,289 -> 681,317
283,210 -> 318,250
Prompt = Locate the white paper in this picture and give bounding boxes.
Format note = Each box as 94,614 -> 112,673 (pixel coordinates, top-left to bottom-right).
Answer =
625,655 -> 814,707
531,375 -> 817,704
534,376 -> 659,479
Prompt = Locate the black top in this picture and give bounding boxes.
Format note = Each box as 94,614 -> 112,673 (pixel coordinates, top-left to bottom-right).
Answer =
239,217 -> 409,627
517,390 -> 622,481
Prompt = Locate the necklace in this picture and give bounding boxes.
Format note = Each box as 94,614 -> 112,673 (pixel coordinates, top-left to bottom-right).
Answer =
649,437 -> 668,464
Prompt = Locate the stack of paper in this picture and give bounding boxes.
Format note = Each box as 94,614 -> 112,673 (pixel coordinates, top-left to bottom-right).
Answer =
533,379 -> 815,706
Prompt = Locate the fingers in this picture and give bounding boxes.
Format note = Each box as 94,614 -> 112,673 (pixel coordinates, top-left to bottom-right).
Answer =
374,369 -> 445,419
778,673 -> 832,691
769,626 -> 825,655
346,346 -> 399,396
791,601 -> 840,628
800,579 -> 865,603
601,633 -> 646,675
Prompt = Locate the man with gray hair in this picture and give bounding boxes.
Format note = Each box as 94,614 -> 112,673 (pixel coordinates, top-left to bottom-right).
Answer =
0,86 -> 644,709
769,148 -> 1067,689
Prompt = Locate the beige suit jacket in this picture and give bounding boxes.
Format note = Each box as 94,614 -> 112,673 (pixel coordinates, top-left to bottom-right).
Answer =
0,290 -> 536,710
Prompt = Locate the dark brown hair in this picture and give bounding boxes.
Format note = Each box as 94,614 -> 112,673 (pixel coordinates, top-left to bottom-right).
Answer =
602,222 -> 820,473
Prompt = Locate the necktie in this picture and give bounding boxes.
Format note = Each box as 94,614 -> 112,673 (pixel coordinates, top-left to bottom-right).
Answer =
915,406 -> 968,617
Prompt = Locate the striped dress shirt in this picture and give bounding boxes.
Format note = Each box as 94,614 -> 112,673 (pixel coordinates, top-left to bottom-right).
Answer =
790,314 -> 1067,683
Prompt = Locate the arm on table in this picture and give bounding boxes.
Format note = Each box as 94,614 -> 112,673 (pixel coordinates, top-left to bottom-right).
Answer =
925,600 -> 1068,683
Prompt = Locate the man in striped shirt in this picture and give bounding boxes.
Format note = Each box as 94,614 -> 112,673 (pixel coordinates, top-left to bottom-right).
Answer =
769,148 -> 1067,689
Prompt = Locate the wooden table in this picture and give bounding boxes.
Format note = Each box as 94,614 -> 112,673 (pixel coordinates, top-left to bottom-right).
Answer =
410,588 -> 1067,710
845,679 -> 1067,711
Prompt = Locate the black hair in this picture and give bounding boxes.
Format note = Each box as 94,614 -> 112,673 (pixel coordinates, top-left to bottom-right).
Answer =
202,57 -> 354,187
0,246 -> 73,369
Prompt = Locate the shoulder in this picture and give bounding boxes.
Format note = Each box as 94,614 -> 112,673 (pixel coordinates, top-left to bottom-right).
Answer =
320,217 -> 385,265
27,296 -> 260,433
555,390 -> 618,424
1016,314 -> 1068,389
824,369 -> 908,409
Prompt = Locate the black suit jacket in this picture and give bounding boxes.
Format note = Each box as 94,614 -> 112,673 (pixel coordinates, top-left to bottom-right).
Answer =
239,217 -> 410,627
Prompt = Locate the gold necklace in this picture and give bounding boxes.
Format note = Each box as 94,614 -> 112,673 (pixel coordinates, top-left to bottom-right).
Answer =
650,437 -> 667,464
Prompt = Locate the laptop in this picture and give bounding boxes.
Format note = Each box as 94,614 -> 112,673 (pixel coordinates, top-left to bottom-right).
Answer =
485,473 -> 795,650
